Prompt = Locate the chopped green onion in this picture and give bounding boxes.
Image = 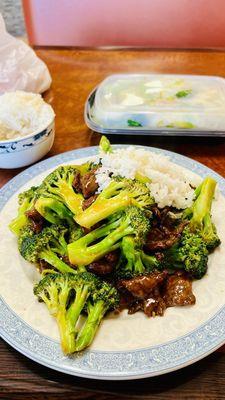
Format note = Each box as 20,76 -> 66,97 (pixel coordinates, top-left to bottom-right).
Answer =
175,89 -> 192,98
127,119 -> 143,127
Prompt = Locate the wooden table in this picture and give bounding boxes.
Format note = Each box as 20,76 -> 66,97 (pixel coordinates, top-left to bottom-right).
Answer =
1,48 -> 225,399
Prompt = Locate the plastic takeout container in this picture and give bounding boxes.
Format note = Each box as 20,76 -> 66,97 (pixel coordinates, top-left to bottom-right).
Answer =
85,74 -> 225,136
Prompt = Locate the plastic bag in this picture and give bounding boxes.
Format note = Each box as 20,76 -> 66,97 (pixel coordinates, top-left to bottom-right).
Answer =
0,14 -> 52,94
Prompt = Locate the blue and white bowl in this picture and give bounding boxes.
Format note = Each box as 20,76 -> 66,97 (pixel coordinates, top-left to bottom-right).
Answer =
0,119 -> 55,169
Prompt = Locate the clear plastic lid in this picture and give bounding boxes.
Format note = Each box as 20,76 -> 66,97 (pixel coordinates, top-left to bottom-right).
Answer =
86,74 -> 225,135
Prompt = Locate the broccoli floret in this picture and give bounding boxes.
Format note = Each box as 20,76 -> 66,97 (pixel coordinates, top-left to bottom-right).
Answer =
75,177 -> 154,229
68,206 -> 150,266
165,226 -> 208,279
19,224 -> 75,274
75,280 -> 119,351
68,224 -> 84,243
41,166 -> 84,215
99,135 -> 112,153
116,235 -> 160,279
34,197 -> 74,225
34,271 -> 119,353
9,186 -> 38,235
117,224 -> 209,280
184,177 -> 220,251
201,213 -> 221,251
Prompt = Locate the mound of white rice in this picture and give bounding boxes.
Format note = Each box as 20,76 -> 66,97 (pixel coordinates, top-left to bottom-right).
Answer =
95,147 -> 201,209
0,91 -> 55,141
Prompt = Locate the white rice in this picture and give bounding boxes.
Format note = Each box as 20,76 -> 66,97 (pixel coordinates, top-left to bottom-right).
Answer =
95,147 -> 201,209
0,91 -> 55,141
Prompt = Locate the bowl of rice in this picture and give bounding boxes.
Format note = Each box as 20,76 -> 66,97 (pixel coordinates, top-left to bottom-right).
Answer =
0,91 -> 55,169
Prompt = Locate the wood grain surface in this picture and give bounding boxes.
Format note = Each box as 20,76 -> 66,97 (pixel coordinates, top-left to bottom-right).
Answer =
0,48 -> 225,399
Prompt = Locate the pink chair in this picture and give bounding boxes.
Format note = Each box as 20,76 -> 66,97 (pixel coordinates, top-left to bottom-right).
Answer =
23,0 -> 225,48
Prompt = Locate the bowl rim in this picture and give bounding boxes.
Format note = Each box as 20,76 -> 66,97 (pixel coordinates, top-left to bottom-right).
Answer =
0,116 -> 55,145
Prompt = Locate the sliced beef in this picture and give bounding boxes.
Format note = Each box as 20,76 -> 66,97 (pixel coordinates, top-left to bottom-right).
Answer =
164,273 -> 196,307
121,281 -> 166,318
72,171 -> 82,193
151,205 -> 162,222
117,291 -> 136,312
117,271 -> 195,317
128,295 -> 166,317
25,208 -> 44,233
87,261 -> 114,276
145,221 -> 187,251
127,300 -> 143,315
105,251 -> 119,265
82,194 -> 98,210
79,170 -> 99,199
151,206 -> 181,227
143,296 -> 166,317
118,271 -> 168,299
81,226 -> 92,235
87,251 -> 119,276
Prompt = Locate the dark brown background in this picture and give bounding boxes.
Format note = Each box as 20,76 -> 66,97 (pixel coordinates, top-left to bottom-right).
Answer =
0,48 -> 225,399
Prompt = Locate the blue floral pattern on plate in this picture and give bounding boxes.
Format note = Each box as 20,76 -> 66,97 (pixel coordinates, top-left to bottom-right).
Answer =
0,145 -> 225,380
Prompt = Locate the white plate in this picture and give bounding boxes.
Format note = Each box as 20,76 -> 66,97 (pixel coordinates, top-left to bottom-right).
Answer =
0,145 -> 225,380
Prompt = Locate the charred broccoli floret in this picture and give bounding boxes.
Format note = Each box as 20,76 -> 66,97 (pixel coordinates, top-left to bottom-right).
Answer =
34,271 -> 119,353
75,177 -> 154,229
19,224 -> 75,274
9,186 -> 38,235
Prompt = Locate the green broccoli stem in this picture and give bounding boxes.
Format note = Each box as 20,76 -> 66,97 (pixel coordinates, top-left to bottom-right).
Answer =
75,301 -> 106,351
57,283 -> 90,354
75,191 -> 131,229
59,182 -> 84,215
66,285 -> 90,337
9,214 -> 28,236
57,310 -> 76,354
68,219 -> 133,266
40,250 -> 76,274
133,253 -> 145,274
190,177 -> 216,229
121,236 -> 145,274
75,178 -> 153,229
